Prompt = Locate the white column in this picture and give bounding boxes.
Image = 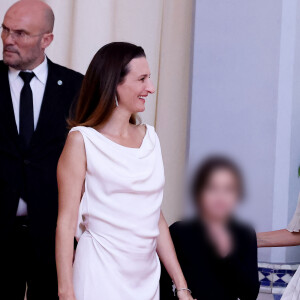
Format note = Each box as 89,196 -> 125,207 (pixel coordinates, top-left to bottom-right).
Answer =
271,0 -> 298,262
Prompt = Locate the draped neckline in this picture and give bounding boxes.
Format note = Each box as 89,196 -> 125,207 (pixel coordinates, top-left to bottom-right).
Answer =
89,124 -> 149,151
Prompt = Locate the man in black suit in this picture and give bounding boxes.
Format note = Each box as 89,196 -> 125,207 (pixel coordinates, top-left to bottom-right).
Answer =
0,1 -> 83,299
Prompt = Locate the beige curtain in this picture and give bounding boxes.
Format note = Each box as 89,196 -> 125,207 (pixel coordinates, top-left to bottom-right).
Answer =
0,0 -> 195,224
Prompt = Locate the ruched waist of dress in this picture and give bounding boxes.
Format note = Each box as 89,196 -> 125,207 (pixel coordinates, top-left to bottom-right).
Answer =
79,228 -> 158,258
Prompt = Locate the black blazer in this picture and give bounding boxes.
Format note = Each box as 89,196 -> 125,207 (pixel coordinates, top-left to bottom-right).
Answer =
160,219 -> 260,300
0,58 -> 83,253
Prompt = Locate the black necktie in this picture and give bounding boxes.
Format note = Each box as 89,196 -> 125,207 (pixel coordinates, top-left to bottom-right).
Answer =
19,71 -> 35,150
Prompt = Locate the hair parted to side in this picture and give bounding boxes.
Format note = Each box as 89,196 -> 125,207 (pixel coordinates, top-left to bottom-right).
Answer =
68,42 -> 146,128
191,155 -> 245,203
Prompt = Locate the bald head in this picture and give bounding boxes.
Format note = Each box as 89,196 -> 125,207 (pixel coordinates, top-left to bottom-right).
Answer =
6,0 -> 54,33
2,0 -> 55,70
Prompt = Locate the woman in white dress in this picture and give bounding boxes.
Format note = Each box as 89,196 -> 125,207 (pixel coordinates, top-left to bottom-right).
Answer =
55,42 -> 195,300
257,194 -> 300,299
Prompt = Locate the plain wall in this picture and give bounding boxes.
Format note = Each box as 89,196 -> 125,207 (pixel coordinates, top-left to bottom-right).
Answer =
189,0 -> 300,263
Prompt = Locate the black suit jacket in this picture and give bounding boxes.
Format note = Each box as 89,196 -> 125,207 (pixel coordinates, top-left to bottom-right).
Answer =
0,58 -> 83,255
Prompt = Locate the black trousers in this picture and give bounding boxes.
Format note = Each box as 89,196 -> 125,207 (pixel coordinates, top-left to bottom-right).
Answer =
1,217 -> 58,300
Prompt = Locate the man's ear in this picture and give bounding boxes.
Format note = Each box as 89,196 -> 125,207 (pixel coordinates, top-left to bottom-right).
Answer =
41,33 -> 54,50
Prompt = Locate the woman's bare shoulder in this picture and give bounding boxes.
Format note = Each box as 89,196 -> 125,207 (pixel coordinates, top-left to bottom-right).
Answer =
60,130 -> 86,160
67,130 -> 84,145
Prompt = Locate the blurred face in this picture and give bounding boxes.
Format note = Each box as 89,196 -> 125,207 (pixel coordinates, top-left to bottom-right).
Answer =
1,3 -> 53,70
198,169 -> 240,222
117,57 -> 155,113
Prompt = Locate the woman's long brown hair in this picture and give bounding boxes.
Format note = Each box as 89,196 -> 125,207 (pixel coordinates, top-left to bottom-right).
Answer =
68,42 -> 145,128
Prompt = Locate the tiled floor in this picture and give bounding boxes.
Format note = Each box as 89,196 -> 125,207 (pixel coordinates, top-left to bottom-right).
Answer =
258,293 -> 282,300
258,293 -> 274,300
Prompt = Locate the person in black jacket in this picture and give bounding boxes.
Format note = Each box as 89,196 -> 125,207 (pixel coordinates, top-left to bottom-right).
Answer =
160,156 -> 260,300
0,1 -> 83,299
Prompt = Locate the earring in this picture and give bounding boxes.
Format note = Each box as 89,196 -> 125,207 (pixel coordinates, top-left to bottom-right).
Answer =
115,95 -> 119,107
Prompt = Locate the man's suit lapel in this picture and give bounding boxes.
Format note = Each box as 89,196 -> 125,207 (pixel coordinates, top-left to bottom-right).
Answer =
0,63 -> 20,145
31,58 -> 63,143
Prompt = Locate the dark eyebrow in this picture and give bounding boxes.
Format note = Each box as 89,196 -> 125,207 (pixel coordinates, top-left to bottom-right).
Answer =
14,29 -> 28,34
139,73 -> 151,78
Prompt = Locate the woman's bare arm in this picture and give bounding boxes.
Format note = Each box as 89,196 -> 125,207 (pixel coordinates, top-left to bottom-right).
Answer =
56,131 -> 86,299
157,211 -> 196,300
257,229 -> 300,248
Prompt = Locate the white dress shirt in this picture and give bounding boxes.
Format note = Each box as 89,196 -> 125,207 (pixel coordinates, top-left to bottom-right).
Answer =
8,57 -> 48,216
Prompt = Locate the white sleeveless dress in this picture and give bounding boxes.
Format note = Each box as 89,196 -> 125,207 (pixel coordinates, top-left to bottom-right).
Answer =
71,125 -> 165,300
281,193 -> 300,300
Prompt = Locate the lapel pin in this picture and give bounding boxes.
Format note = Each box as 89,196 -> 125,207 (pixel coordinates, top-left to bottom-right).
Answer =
57,80 -> 63,85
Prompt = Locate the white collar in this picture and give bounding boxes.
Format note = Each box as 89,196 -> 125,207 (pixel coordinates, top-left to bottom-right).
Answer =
8,55 -> 48,85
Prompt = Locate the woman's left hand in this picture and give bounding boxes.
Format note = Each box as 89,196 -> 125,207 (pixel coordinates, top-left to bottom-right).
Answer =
177,290 -> 197,300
